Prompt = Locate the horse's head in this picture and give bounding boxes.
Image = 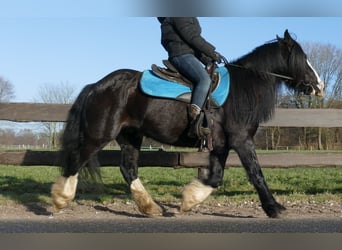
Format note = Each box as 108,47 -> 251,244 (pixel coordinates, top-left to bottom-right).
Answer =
278,30 -> 325,97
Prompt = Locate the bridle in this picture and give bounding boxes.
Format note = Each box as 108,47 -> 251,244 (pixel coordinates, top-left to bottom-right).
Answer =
220,55 -> 321,94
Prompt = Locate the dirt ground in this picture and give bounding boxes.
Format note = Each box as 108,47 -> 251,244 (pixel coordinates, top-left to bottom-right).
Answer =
1,198 -> 341,220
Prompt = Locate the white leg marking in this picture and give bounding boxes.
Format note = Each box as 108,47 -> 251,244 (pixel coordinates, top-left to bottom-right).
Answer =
181,179 -> 214,212
130,178 -> 163,216
51,174 -> 79,212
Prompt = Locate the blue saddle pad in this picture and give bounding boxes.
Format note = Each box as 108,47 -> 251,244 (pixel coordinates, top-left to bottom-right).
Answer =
139,66 -> 230,106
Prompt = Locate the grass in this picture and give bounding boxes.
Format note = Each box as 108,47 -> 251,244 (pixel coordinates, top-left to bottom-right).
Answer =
0,165 -> 341,207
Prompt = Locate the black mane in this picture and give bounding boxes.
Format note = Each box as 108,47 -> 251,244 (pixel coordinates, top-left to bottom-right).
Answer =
226,40 -> 286,126
234,41 -> 285,72
225,35 -> 309,126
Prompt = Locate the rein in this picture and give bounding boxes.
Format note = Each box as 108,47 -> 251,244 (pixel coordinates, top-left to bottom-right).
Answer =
227,63 -> 294,81
221,55 -> 294,81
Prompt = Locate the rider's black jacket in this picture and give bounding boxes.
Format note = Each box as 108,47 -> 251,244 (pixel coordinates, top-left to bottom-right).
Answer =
158,17 -> 217,65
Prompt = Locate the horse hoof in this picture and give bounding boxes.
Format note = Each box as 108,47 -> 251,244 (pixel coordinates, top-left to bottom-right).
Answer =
135,198 -> 163,216
51,197 -> 67,213
265,203 -> 287,218
140,203 -> 163,216
130,178 -> 163,216
181,179 -> 213,212
180,202 -> 192,212
51,174 -> 79,212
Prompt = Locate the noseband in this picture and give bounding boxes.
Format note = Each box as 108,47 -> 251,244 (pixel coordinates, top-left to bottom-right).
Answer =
296,80 -> 322,94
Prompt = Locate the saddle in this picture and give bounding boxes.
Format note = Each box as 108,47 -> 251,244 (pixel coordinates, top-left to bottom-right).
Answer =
151,60 -> 220,93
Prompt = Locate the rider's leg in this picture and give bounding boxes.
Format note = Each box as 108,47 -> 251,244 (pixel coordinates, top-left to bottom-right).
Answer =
169,54 -> 211,136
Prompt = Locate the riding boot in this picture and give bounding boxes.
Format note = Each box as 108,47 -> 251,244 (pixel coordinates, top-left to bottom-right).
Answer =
187,104 -> 201,138
189,104 -> 201,120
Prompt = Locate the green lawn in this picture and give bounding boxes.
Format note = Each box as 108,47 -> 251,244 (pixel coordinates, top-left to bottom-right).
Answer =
0,165 -> 341,207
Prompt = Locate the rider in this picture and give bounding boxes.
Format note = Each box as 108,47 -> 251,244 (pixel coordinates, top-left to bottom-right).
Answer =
157,17 -> 223,137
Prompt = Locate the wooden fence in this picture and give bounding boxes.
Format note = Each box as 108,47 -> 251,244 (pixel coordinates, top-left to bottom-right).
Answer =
0,102 -> 342,167
1,102 -> 342,127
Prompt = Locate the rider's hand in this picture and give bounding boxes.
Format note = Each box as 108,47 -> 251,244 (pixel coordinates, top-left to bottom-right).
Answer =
206,62 -> 216,74
213,52 -> 222,64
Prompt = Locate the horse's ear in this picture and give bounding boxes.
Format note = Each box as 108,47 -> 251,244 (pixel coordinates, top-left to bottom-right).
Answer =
276,30 -> 291,42
284,29 -> 292,41
276,35 -> 282,42
283,29 -> 294,48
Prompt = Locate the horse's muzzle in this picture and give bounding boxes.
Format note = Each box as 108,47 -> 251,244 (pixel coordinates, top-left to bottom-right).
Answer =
314,80 -> 325,97
315,90 -> 324,97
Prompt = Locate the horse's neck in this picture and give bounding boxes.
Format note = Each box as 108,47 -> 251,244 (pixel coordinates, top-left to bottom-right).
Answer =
235,44 -> 285,74
227,47 -> 282,124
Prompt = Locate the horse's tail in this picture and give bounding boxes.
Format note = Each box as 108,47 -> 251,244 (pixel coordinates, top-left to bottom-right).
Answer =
60,84 -> 100,179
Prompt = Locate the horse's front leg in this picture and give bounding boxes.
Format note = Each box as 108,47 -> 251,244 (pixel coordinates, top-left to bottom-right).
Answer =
130,177 -> 163,216
234,137 -> 286,218
181,150 -> 228,212
118,135 -> 163,216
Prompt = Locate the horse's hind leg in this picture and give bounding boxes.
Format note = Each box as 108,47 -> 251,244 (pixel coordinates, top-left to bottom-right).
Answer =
51,173 -> 79,212
117,132 -> 163,216
51,142 -> 101,212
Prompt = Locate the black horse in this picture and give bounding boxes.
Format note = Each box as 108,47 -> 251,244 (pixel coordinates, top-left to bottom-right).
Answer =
51,30 -> 324,218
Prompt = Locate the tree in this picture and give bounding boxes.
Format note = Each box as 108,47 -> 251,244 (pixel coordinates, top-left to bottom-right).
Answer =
303,42 -> 342,108
274,43 -> 342,150
37,81 -> 76,104
303,43 -> 342,150
0,76 -> 15,102
35,81 -> 76,148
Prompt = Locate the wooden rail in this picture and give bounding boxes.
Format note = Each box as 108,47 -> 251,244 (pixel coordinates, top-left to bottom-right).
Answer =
0,150 -> 341,167
0,103 -> 70,122
0,102 -> 342,127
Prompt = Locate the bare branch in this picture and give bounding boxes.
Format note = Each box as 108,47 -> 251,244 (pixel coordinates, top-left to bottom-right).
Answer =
34,81 -> 77,148
302,42 -> 342,107
0,76 -> 15,102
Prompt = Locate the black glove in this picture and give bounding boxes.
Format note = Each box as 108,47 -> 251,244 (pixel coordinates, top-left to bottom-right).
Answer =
212,52 -> 222,64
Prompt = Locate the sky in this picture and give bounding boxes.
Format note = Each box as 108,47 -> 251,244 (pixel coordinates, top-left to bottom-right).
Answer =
1,1 -> 342,103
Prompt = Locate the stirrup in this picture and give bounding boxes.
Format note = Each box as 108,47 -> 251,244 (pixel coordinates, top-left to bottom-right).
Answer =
194,113 -> 211,138
188,112 -> 211,139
